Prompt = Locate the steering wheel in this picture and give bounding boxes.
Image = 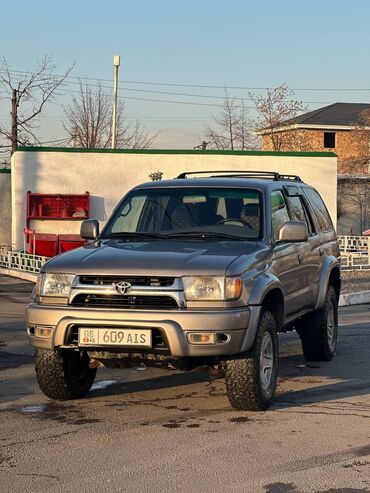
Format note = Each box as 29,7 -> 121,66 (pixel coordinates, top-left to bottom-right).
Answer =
216,218 -> 247,227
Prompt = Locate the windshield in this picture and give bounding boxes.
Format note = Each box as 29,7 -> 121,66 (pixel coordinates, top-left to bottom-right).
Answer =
101,187 -> 262,240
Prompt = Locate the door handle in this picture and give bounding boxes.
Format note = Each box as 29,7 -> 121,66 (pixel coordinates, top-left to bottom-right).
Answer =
298,252 -> 304,263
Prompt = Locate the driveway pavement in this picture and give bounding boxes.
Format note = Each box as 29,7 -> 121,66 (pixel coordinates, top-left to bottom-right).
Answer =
0,275 -> 369,493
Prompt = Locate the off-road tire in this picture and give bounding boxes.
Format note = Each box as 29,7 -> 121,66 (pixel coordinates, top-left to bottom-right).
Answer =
299,285 -> 338,362
35,349 -> 97,400
225,310 -> 279,411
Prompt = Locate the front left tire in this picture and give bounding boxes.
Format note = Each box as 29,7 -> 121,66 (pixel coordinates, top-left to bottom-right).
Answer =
224,310 -> 279,411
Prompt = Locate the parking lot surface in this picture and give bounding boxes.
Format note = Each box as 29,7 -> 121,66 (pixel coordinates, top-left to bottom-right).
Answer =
0,275 -> 369,493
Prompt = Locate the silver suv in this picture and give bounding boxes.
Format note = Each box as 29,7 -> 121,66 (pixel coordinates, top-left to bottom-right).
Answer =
27,171 -> 341,411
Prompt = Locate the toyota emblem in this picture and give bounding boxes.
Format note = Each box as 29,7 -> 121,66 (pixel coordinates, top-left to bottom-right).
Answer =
113,281 -> 132,295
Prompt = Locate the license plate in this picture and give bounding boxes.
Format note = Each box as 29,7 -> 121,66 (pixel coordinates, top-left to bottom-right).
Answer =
78,328 -> 152,348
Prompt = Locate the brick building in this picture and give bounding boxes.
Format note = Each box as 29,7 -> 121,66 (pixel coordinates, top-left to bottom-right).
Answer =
259,103 -> 370,174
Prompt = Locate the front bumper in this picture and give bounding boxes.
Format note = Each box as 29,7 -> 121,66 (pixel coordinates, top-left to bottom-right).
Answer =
26,303 -> 261,357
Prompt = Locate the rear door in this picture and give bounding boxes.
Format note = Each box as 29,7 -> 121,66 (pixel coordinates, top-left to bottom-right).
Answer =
301,187 -> 338,303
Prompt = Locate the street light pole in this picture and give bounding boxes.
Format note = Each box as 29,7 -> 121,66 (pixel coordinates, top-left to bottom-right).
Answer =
111,54 -> 120,149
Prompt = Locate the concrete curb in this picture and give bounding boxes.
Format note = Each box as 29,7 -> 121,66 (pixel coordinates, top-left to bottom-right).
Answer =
339,290 -> 370,307
0,267 -> 37,283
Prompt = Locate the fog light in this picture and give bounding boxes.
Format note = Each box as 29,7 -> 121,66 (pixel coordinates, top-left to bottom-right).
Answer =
27,326 -> 35,336
187,333 -> 217,344
34,326 -> 54,338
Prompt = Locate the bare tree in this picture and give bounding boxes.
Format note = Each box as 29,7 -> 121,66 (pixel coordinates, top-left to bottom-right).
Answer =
341,109 -> 370,174
338,176 -> 370,234
0,56 -> 73,159
346,179 -> 370,233
249,84 -> 307,151
204,93 -> 257,150
63,81 -> 157,149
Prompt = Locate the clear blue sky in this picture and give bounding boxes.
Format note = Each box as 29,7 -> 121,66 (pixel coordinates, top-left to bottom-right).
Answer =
1,0 -> 370,148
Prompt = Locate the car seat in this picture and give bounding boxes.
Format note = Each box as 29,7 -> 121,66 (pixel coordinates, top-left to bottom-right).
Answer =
240,203 -> 260,231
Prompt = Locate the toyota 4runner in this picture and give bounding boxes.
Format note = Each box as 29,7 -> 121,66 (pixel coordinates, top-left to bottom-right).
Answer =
27,170 -> 341,411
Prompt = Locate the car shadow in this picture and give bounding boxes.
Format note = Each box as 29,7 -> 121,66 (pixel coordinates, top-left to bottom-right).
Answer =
89,318 -> 370,411
88,368 -> 215,398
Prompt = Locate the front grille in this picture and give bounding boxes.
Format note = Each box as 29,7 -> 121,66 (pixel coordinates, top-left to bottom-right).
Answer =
72,294 -> 179,310
79,276 -> 175,287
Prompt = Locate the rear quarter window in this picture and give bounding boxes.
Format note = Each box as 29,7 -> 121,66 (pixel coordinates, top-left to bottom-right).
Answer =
303,188 -> 334,232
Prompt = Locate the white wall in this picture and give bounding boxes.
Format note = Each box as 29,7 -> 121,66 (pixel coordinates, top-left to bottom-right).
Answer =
11,149 -> 337,249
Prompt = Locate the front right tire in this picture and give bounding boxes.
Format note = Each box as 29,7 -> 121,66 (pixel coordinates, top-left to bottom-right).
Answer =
35,348 -> 96,400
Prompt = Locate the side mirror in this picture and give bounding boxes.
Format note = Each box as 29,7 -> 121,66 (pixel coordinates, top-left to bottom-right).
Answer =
81,219 -> 99,240
278,221 -> 308,243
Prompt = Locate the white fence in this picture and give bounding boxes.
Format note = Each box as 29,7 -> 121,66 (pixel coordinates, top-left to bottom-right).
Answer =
0,249 -> 48,274
338,235 -> 370,270
337,235 -> 369,254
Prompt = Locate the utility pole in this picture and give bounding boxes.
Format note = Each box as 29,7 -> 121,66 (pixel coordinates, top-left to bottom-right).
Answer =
11,89 -> 18,155
71,126 -> 78,147
111,54 -> 120,149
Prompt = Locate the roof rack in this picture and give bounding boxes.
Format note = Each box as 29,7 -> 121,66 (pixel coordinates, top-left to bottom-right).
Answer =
176,170 -> 302,182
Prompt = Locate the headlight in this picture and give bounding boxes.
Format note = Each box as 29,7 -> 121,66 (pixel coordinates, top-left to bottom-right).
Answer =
39,273 -> 75,297
182,276 -> 242,301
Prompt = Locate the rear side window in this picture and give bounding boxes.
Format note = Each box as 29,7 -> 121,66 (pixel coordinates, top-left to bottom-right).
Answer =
303,188 -> 333,232
271,191 -> 290,238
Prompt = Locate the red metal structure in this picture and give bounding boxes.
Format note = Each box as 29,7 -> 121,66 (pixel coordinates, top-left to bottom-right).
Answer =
25,192 -> 89,256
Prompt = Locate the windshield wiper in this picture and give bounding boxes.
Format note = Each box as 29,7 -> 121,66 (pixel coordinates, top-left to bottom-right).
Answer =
163,231 -> 246,240
103,231 -> 249,241
102,232 -> 166,239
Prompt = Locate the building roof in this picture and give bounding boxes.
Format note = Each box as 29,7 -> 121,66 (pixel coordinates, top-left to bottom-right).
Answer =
290,102 -> 370,126
258,102 -> 370,134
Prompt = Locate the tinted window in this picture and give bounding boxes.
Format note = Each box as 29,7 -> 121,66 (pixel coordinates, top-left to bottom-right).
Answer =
303,188 -> 334,232
271,191 -> 290,238
103,187 -> 262,240
286,195 -> 313,233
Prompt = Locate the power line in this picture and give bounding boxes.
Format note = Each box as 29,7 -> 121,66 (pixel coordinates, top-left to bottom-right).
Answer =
58,86 -> 338,108
58,87 -> 225,107
2,67 -> 370,93
0,68 -> 356,105
59,79 -> 339,105
2,68 -> 368,110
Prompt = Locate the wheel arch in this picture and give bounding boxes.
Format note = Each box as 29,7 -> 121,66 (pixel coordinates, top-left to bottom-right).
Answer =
315,257 -> 341,309
328,266 -> 341,303
261,288 -> 285,331
240,281 -> 285,353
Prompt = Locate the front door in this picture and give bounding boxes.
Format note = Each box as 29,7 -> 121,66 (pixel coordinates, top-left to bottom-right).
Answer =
270,190 -> 311,317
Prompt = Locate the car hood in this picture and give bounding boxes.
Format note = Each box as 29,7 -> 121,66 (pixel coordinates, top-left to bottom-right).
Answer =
43,239 -> 265,276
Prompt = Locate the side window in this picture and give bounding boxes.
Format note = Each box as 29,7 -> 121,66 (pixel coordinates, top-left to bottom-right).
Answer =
111,195 -> 146,233
285,195 -> 313,234
271,191 -> 290,239
303,188 -> 334,232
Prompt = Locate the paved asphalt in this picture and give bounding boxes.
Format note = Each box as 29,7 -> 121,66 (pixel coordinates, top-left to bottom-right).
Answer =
0,274 -> 369,493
